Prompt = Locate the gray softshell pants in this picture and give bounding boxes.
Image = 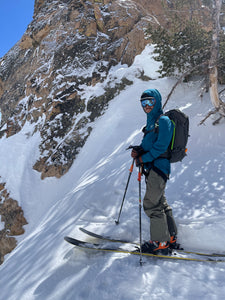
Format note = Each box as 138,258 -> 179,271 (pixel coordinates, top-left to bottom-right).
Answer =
143,169 -> 177,242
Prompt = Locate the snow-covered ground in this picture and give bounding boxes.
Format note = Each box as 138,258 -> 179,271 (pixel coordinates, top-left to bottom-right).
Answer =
0,46 -> 225,300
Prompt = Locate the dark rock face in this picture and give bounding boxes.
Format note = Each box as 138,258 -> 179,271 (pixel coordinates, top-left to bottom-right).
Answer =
0,182 -> 27,265
0,0 -> 153,179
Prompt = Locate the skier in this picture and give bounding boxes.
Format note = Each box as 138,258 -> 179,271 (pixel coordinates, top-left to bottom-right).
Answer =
131,88 -> 178,255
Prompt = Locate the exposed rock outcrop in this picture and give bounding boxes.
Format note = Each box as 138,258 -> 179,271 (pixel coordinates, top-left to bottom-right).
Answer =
0,182 -> 27,264
0,0 -> 154,179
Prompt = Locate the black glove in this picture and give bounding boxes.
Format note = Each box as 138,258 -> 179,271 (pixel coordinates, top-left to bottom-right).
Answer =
130,146 -> 146,157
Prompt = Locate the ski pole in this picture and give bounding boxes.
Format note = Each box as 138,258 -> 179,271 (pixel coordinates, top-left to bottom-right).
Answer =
138,165 -> 143,265
115,158 -> 135,225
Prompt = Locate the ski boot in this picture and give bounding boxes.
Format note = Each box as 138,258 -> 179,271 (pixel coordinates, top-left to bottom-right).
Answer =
140,240 -> 170,255
169,236 -> 183,250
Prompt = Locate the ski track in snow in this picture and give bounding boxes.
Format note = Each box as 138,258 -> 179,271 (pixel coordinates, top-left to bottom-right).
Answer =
0,45 -> 225,300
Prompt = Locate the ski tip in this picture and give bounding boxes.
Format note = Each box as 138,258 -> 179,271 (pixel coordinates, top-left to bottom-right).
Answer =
115,220 -> 119,225
64,236 -> 75,244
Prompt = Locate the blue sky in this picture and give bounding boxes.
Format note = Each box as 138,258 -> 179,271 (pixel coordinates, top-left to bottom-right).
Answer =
0,0 -> 35,57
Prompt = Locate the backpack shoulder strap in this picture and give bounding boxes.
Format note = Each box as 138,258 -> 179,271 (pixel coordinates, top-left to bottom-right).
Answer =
154,114 -> 164,133
142,114 -> 164,136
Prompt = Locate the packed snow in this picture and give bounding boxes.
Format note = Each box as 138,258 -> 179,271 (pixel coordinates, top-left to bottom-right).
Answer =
0,45 -> 225,300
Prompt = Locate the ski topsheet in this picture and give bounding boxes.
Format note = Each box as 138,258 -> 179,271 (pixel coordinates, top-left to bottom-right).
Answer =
79,227 -> 139,245
64,236 -> 225,263
79,227 -> 225,258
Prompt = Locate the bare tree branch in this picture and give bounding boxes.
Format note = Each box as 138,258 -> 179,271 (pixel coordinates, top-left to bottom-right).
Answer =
198,108 -> 219,125
213,115 -> 223,125
163,61 -> 208,109
198,102 -> 225,125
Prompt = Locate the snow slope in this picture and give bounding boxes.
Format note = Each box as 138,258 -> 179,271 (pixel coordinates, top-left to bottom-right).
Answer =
0,46 -> 225,300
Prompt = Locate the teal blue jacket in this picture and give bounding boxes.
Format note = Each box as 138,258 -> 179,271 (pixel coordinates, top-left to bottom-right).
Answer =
140,89 -> 174,176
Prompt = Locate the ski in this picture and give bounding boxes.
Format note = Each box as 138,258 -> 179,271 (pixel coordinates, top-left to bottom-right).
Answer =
64,236 -> 225,263
79,227 -> 225,258
79,227 -> 139,245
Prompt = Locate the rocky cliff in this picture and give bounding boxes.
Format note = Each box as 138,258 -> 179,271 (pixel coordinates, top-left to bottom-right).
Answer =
0,0 -> 153,180
0,182 -> 27,264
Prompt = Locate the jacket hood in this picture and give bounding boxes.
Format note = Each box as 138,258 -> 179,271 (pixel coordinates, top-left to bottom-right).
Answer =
141,89 -> 163,129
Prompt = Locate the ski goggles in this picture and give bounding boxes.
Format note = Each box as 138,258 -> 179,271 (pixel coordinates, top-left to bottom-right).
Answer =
140,97 -> 156,107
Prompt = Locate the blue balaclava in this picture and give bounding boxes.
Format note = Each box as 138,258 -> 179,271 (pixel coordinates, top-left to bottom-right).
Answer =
141,89 -> 163,130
